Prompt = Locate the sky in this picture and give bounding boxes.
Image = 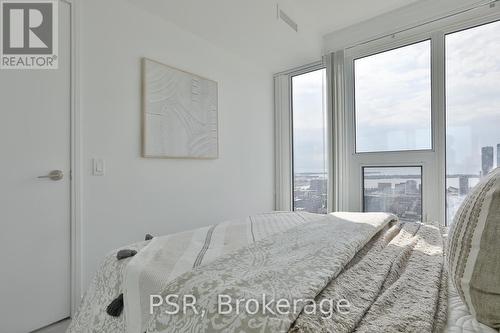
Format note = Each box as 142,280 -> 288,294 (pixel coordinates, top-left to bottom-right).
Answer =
355,40 -> 432,153
446,20 -> 500,174
292,19 -> 500,175
292,69 -> 327,174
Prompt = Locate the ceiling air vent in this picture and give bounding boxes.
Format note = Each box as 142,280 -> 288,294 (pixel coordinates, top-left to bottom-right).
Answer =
277,5 -> 298,32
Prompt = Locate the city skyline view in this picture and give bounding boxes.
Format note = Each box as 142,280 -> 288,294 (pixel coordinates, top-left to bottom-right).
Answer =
293,143 -> 500,218
363,167 -> 422,223
292,20 -> 500,221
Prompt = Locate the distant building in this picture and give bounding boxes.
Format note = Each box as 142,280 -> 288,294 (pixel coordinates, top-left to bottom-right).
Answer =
394,183 -> 406,194
459,176 -> 468,196
497,144 -> 500,168
447,186 -> 459,196
405,180 -> 418,194
309,178 -> 327,193
293,173 -> 327,214
364,189 -> 422,222
377,182 -> 392,194
482,146 -> 494,176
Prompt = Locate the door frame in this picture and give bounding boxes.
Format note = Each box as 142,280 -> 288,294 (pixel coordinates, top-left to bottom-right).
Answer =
62,0 -> 82,317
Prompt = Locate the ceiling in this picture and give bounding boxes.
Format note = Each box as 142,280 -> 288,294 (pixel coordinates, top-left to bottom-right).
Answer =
126,0 -> 422,72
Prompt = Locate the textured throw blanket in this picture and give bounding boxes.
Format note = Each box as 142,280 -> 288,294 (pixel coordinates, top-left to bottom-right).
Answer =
124,212 -> 325,333
67,212 -> 446,333
67,212 -> 325,333
290,220 -> 447,333
146,212 -> 394,333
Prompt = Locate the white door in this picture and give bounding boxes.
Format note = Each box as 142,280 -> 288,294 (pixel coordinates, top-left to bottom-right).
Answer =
0,2 -> 71,332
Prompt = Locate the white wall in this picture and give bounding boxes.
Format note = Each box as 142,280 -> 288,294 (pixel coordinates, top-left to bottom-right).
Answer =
80,0 -> 274,289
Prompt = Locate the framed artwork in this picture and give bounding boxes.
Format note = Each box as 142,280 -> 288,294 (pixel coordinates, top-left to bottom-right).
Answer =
142,58 -> 218,159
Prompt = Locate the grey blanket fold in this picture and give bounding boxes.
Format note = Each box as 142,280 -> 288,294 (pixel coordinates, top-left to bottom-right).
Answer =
291,222 -> 447,333
147,217 -> 446,333
146,213 -> 399,333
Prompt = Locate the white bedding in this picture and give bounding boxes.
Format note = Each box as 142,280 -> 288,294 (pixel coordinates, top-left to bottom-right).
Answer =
67,211 -> 325,333
445,280 -> 499,333
123,211 -> 326,333
67,212 -> 498,333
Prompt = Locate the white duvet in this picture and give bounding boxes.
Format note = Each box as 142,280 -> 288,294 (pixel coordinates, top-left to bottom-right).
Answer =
446,281 -> 499,333
67,212 -> 499,333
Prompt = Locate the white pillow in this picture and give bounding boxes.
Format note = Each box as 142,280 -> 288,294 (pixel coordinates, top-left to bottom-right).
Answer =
448,167 -> 500,329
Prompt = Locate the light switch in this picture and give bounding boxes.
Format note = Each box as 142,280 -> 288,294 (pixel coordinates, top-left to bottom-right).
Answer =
92,158 -> 105,176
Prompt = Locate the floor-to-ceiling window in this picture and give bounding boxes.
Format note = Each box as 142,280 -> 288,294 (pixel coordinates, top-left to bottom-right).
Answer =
347,41 -> 434,223
275,6 -> 500,222
291,68 -> 328,213
445,20 -> 500,223
340,11 -> 500,225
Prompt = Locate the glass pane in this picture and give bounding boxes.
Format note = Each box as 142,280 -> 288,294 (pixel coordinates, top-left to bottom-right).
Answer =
446,20 -> 500,223
363,166 -> 422,222
355,41 -> 432,153
292,69 -> 328,214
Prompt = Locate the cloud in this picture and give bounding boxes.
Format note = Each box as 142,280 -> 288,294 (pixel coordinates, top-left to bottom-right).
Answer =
292,69 -> 327,173
446,20 -> 500,173
354,40 -> 432,151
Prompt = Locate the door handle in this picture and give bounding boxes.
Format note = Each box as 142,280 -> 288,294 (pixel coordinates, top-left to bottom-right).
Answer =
38,170 -> 64,181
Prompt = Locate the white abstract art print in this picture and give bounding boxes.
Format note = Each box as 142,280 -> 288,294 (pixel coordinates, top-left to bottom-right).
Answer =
142,58 -> 218,158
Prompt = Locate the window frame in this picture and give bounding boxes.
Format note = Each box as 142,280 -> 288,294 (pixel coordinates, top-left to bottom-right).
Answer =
352,39 -> 434,154
290,67 -> 328,213
344,32 -> 444,224
273,4 -> 500,225
341,8 -> 500,226
274,60 -> 331,212
443,17 -> 500,224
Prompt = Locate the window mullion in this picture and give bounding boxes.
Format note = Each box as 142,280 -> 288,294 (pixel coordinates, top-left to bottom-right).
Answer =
430,31 -> 447,224
274,74 -> 292,211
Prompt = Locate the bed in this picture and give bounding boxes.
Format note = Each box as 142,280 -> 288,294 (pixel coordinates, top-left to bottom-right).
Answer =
446,282 -> 498,333
66,211 -> 495,333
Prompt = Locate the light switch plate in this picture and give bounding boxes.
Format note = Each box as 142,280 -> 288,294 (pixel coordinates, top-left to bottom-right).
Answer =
92,158 -> 105,176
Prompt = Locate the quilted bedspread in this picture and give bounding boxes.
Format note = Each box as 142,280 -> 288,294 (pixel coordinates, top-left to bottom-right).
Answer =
68,212 -> 452,333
